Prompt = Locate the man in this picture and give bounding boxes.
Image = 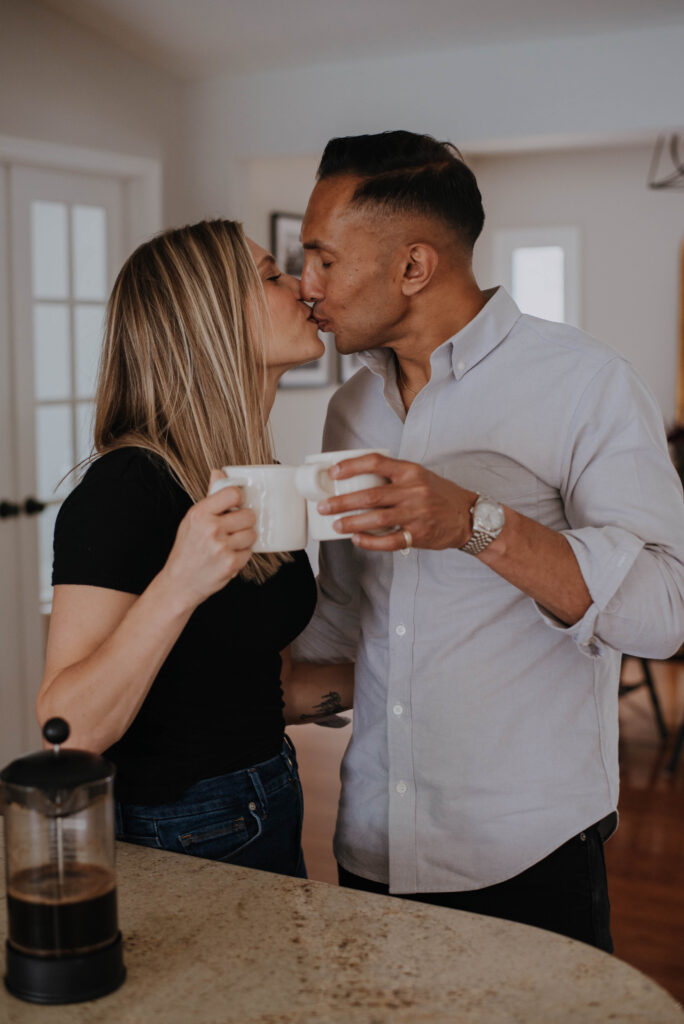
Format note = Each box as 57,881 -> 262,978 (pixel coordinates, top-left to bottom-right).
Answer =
292,131 -> 684,950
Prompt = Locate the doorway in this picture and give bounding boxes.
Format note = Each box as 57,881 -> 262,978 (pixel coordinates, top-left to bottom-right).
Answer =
0,138 -> 160,763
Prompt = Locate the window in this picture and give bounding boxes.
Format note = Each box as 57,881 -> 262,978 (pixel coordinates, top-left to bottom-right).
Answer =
493,227 -> 580,327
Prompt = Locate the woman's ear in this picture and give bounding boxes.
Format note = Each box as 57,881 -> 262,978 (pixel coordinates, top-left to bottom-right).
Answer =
400,244 -> 439,296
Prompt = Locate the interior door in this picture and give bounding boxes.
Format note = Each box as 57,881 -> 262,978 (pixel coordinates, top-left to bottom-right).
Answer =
0,165 -> 26,764
1,165 -> 123,760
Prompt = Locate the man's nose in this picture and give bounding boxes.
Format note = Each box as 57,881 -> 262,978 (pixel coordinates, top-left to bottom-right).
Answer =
299,259 -> 320,301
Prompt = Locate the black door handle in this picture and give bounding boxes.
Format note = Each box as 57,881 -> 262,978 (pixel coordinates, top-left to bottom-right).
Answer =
0,500 -> 20,519
24,497 -> 47,515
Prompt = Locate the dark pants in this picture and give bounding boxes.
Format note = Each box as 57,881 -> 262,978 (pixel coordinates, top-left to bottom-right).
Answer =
338,820 -> 613,952
115,738 -> 306,878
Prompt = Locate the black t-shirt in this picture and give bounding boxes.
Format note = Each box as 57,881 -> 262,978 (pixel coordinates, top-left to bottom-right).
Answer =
52,447 -> 317,804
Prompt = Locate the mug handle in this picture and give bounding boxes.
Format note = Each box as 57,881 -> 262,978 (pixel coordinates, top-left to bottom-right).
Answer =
209,476 -> 246,509
295,463 -> 335,502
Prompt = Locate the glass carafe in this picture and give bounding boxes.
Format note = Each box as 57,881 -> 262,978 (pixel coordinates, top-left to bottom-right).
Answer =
2,718 -> 125,1004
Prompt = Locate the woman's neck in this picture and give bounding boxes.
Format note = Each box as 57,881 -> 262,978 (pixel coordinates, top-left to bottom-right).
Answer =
262,370 -> 279,420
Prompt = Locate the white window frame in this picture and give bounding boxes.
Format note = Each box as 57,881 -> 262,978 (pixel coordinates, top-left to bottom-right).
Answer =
493,226 -> 581,328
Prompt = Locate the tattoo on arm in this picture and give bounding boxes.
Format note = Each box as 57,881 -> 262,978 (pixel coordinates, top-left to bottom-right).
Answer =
300,691 -> 343,721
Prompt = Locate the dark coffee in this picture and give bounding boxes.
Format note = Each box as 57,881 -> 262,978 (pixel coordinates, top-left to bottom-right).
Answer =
7,862 -> 117,956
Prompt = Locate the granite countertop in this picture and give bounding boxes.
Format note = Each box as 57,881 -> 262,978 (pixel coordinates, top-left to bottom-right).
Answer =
1,839 -> 683,1023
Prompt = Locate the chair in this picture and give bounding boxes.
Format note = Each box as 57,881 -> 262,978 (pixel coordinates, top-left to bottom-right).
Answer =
667,718 -> 684,772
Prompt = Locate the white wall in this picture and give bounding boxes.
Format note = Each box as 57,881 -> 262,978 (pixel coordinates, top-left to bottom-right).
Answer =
182,21 -> 684,452
0,0 -> 190,226
472,144 -> 682,425
185,23 -> 684,221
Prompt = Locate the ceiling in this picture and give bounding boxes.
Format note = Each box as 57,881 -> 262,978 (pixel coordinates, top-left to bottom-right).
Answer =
35,0 -> 684,81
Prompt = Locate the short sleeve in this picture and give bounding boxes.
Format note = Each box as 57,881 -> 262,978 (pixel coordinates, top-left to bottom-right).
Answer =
52,449 -> 185,596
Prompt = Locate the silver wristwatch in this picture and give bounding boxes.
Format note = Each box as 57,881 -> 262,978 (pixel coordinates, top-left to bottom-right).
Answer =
460,494 -> 505,556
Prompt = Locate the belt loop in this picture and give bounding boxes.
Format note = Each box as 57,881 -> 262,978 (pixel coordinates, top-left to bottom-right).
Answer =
283,733 -> 296,771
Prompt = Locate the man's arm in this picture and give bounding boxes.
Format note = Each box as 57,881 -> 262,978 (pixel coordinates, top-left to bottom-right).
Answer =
280,646 -> 354,726
316,457 -> 591,625
314,361 -> 684,657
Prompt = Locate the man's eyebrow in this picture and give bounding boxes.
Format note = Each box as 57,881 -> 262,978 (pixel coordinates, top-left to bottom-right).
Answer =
302,239 -> 337,253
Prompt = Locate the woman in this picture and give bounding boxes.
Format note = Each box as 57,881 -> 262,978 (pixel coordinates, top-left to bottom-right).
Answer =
37,220 -> 352,877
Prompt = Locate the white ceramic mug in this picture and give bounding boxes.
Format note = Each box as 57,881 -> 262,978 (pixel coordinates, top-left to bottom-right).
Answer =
210,465 -> 307,553
295,448 -> 391,542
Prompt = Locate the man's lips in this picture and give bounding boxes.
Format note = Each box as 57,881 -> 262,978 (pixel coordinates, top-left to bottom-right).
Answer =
311,313 -> 330,331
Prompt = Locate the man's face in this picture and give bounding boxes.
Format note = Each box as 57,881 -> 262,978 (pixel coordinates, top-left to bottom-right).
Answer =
300,175 -> 406,354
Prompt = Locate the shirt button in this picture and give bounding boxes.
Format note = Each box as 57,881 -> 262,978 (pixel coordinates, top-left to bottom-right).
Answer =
248,802 -> 256,811
456,359 -> 466,372
395,624 -> 406,636
399,546 -> 411,558
396,781 -> 407,794
393,704 -> 404,716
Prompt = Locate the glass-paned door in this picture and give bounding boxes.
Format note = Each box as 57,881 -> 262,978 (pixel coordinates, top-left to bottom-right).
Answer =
28,198 -> 110,609
7,165 -> 123,750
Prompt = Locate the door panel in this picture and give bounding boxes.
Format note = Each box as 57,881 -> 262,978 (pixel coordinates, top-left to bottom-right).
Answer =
2,166 -> 123,758
0,165 -> 27,763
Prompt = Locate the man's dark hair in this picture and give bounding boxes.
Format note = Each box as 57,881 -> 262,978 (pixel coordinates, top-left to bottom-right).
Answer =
317,130 -> 484,250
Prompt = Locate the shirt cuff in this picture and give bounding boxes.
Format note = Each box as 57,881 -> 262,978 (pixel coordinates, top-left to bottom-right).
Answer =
534,525 -> 644,658
534,600 -> 605,658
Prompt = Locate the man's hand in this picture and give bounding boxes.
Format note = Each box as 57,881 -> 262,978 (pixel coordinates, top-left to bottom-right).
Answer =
317,453 -> 478,551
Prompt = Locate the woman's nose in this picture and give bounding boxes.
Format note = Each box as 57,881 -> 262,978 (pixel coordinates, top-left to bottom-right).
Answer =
284,273 -> 302,297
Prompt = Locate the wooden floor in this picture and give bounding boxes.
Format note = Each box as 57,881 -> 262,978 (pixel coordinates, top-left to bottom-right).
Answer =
288,660 -> 684,1005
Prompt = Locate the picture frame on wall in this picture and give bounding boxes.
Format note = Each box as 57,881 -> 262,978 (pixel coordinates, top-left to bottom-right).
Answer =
270,211 -> 337,389
279,331 -> 336,388
270,212 -> 306,277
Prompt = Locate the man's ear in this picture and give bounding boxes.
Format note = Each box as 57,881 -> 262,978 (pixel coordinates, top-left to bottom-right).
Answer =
400,244 -> 438,296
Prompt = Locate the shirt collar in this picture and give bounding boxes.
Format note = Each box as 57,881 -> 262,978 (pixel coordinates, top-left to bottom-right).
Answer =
357,286 -> 522,383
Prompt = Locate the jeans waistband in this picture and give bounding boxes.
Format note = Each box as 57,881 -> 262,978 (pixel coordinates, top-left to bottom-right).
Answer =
241,737 -> 298,787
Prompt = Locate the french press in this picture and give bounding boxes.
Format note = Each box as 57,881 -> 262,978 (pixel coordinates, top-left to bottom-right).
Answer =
2,718 -> 125,1004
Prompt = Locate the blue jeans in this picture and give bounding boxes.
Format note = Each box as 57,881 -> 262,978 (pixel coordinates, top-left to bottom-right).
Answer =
115,737 -> 306,878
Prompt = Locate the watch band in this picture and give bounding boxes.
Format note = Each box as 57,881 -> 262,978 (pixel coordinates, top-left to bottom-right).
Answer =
461,528 -> 497,556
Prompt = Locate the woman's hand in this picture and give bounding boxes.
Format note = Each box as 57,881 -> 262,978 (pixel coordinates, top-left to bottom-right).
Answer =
162,469 -> 257,609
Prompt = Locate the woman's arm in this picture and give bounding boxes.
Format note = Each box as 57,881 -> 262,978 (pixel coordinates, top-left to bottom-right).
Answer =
280,647 -> 354,726
37,475 -> 257,753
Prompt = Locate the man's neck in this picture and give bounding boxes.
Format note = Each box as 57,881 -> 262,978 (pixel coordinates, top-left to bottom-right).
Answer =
389,278 -> 488,380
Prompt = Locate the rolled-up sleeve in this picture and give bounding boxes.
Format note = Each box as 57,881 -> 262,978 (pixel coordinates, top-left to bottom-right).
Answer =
538,357 -> 684,658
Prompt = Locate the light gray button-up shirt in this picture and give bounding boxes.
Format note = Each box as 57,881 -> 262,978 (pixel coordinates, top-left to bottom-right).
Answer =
292,287 -> 684,893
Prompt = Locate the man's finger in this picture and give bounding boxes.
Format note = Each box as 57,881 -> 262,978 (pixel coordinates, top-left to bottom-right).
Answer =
350,530 -> 414,551
317,484 -> 407,516
330,454 -> 407,481
332,510 -> 400,536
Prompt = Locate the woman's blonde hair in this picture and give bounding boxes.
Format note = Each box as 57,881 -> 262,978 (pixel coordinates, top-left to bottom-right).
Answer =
94,219 -> 287,583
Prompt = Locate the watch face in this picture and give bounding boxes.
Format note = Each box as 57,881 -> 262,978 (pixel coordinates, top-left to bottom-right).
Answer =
475,498 -> 505,532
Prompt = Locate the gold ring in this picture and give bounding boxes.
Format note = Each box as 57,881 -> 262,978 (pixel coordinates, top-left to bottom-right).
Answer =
401,529 -> 413,550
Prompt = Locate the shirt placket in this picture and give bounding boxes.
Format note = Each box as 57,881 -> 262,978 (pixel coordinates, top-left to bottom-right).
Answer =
385,387 -> 436,893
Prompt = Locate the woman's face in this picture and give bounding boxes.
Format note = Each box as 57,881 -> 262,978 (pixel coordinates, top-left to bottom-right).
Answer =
247,238 -> 325,373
